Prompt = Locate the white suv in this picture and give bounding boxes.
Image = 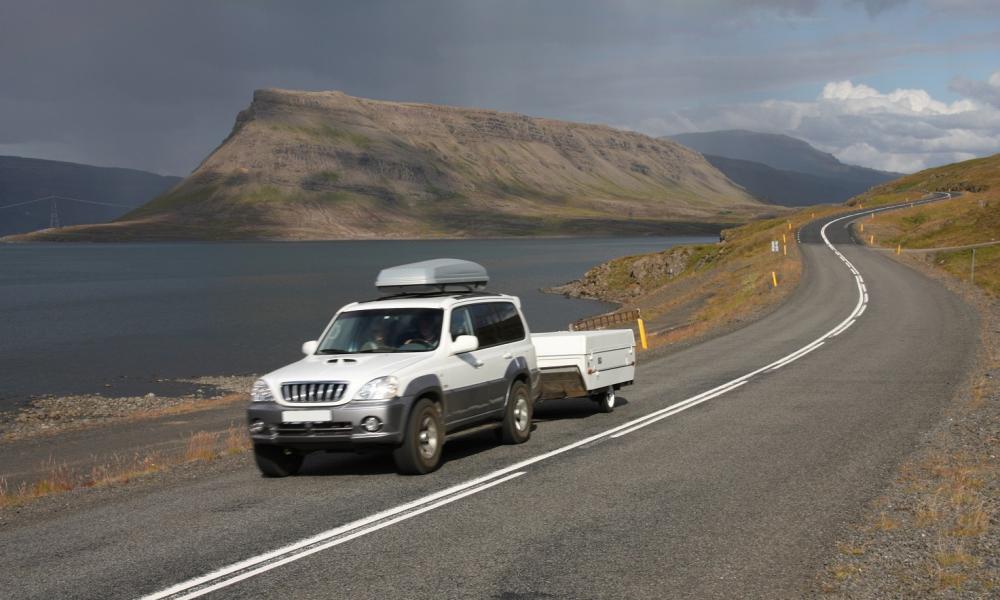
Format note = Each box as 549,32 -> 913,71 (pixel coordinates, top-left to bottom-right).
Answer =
247,260 -> 539,476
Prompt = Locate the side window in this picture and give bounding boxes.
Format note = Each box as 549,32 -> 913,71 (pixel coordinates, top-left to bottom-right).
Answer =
469,303 -> 502,347
449,307 -> 474,341
492,302 -> 526,343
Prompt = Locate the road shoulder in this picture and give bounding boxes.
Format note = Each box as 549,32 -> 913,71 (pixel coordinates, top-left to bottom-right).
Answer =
816,251 -> 998,596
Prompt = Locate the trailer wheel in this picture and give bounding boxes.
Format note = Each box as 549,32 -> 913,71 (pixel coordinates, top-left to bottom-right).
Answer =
593,387 -> 615,413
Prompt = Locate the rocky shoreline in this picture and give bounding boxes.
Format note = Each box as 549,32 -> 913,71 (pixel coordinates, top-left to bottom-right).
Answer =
544,244 -> 701,304
0,375 -> 253,443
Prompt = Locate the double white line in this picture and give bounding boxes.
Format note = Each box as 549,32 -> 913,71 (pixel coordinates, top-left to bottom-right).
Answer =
144,196 -> 945,600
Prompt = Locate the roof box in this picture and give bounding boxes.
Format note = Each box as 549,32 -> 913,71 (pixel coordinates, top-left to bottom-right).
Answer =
375,258 -> 489,294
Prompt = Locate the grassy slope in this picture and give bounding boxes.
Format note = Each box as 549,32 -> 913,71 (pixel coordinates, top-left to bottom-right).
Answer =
851,153 -> 1000,295
554,204 -> 843,349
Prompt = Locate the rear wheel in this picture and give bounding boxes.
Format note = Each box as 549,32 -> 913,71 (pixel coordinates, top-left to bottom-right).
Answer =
253,444 -> 304,477
393,398 -> 444,475
593,386 -> 615,413
500,381 -> 532,444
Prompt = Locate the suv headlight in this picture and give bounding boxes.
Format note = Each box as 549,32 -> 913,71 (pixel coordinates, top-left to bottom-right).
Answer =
355,376 -> 399,401
251,379 -> 274,402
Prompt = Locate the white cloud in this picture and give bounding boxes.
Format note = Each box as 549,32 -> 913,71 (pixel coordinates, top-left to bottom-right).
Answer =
645,72 -> 1000,172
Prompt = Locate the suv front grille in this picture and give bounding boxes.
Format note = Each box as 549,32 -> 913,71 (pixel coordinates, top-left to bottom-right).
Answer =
281,382 -> 348,404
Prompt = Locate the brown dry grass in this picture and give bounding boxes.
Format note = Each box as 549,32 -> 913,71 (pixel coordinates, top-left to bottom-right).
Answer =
0,426 -> 252,509
184,431 -> 221,462
871,511 -> 901,531
586,208 -> 842,351
124,392 -> 248,423
828,563 -> 862,582
224,424 -> 253,455
853,153 -> 1000,295
836,542 -> 865,557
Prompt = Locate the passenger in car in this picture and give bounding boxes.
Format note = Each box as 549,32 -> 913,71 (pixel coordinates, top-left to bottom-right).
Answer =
361,318 -> 392,352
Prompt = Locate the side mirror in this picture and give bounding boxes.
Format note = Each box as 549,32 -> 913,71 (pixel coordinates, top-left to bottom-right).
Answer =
302,340 -> 319,355
450,335 -> 479,355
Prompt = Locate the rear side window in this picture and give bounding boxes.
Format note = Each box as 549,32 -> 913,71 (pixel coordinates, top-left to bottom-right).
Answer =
468,303 -> 502,347
492,302 -> 526,343
454,302 -> 525,348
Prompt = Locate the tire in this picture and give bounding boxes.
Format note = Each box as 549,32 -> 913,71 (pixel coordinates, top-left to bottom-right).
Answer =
593,386 -> 615,413
253,444 -> 304,477
500,381 -> 532,444
393,398 -> 444,475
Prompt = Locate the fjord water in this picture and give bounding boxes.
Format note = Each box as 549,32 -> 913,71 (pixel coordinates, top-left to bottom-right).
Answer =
0,236 -> 709,409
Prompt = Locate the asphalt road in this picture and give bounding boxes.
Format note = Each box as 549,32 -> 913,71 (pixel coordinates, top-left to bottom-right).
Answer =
0,195 -> 977,599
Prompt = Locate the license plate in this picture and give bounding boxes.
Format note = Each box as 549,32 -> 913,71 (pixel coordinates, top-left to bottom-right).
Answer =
282,409 -> 333,423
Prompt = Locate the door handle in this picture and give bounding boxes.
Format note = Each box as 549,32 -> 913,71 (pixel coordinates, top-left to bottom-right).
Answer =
502,353 -> 513,360
473,359 -> 484,367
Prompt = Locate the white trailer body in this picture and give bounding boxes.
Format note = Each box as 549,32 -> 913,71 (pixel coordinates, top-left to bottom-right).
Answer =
531,329 -> 636,411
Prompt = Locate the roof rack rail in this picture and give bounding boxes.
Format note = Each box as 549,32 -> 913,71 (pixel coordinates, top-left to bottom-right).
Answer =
359,289 -> 504,303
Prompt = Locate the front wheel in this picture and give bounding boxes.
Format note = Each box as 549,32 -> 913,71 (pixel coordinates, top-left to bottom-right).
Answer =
253,444 -> 304,477
593,387 -> 615,413
393,398 -> 444,475
500,381 -> 532,444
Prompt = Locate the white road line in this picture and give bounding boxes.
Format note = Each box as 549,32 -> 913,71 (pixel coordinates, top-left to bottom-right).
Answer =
141,193 -> 949,600
151,471 -> 528,600
610,381 -> 748,438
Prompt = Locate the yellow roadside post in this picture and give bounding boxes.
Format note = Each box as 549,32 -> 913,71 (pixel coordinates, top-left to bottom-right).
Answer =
859,223 -> 864,233
783,243 -> 787,256
870,234 -> 874,245
637,318 -> 648,350
771,271 -> 778,287
896,244 -> 901,255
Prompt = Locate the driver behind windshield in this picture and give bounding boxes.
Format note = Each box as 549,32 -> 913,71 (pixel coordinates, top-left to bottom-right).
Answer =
319,308 -> 443,354
404,315 -> 440,347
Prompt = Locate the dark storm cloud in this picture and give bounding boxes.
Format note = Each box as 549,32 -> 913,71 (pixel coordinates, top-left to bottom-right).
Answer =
0,0 -> 975,174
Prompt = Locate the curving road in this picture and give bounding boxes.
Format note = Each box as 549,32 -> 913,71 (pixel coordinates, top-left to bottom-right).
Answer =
0,194 -> 977,599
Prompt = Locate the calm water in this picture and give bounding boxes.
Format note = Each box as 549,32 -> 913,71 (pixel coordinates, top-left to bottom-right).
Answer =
0,237 -> 710,409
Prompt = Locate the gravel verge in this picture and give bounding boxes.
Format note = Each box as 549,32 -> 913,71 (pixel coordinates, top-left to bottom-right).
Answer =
815,254 -> 998,597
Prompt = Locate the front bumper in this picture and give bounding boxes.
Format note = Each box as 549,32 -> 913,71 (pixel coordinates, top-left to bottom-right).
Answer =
247,397 -> 410,450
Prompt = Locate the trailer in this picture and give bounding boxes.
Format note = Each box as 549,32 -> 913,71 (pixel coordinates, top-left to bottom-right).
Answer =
532,329 -> 636,412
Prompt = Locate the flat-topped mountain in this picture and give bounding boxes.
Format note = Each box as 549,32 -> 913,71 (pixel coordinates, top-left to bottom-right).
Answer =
12,90 -> 766,241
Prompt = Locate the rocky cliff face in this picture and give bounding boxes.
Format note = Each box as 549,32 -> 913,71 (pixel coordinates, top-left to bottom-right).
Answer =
17,89 -> 766,241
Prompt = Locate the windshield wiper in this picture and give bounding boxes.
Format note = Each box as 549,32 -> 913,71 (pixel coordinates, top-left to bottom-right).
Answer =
318,348 -> 353,355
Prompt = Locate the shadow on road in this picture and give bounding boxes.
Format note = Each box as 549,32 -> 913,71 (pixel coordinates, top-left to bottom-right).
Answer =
293,395 -> 630,477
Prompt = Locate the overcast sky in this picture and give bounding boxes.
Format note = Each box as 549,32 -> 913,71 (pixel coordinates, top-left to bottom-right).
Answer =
1,0 -> 997,175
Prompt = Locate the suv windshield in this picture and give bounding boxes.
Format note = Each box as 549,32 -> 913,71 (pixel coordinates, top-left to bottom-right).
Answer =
317,308 -> 444,354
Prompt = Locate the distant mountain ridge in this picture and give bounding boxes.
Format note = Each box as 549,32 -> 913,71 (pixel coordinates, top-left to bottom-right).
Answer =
10,89 -> 767,241
668,130 -> 901,206
0,156 -> 180,236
